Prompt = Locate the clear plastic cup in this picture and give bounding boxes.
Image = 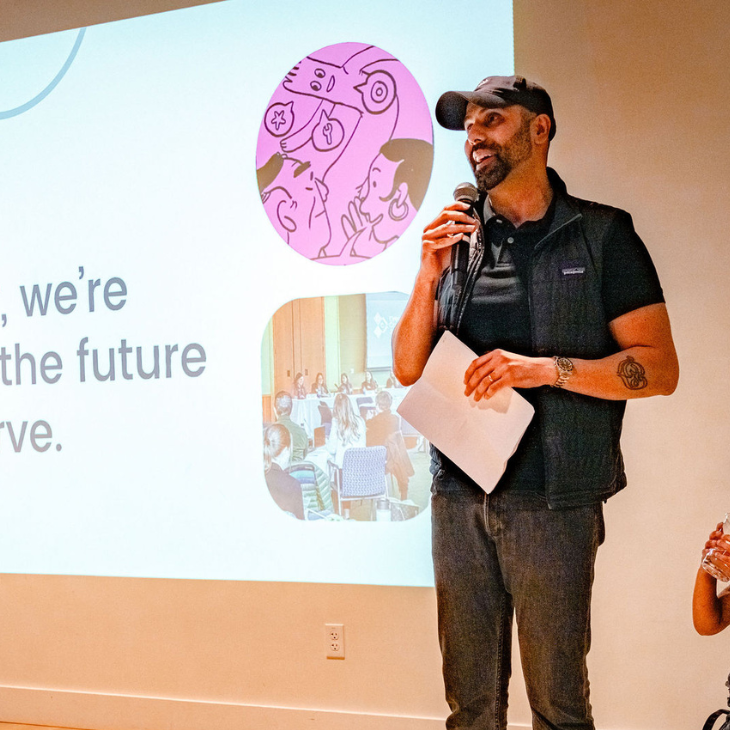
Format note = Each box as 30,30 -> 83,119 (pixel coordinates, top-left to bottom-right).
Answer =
702,513 -> 730,582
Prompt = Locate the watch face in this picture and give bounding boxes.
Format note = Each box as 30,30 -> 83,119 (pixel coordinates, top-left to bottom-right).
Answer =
556,357 -> 574,373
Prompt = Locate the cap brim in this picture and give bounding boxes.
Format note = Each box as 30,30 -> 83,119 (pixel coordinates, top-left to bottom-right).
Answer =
435,90 -> 509,130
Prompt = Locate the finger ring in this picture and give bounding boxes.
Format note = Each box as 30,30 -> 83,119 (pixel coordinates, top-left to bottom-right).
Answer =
488,374 -> 494,383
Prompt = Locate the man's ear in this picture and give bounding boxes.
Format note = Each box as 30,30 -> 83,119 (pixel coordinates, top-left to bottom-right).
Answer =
532,113 -> 552,146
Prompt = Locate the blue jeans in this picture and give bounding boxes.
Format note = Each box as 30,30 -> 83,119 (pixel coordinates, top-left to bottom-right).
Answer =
431,468 -> 605,730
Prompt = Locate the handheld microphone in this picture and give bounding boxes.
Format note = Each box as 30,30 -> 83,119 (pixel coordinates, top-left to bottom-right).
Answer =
450,182 -> 479,297
453,182 -> 479,206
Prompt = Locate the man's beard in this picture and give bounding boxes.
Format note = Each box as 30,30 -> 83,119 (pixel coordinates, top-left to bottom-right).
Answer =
471,118 -> 533,192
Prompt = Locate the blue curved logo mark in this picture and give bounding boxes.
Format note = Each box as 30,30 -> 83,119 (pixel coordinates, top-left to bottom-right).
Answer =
0,28 -> 85,120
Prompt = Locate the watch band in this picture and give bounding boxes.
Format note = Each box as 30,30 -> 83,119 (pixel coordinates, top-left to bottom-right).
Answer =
553,356 -> 574,388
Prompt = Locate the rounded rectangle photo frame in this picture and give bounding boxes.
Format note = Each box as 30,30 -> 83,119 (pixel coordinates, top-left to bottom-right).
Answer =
260,291 -> 429,522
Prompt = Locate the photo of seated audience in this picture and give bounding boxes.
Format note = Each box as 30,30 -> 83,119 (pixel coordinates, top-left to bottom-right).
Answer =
261,293 -> 429,521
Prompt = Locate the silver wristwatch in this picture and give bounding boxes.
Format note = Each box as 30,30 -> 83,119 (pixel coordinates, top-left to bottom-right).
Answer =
552,356 -> 574,388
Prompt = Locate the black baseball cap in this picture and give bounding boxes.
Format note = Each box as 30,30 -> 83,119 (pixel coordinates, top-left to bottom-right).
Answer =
436,75 -> 556,140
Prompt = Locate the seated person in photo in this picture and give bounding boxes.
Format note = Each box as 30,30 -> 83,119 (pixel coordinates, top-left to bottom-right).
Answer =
311,372 -> 329,398
317,401 -> 333,438
291,372 -> 307,400
326,393 -> 366,469
693,522 -> 730,635
361,370 -> 378,392
366,390 -> 400,446
263,424 -> 304,520
366,390 -> 413,500
274,390 -> 308,461
386,370 -> 403,389
338,373 -> 353,395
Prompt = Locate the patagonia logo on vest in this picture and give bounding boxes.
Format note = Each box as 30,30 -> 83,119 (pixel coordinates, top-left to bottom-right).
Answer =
560,262 -> 586,277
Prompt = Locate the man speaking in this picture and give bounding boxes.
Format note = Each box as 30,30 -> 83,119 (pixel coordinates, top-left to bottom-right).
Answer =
392,76 -> 679,729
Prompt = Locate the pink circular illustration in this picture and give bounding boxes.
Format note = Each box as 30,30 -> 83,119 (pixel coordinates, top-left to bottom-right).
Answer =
256,42 -> 434,266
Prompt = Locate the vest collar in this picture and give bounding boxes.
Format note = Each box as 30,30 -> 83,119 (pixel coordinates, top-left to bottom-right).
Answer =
534,168 -> 582,251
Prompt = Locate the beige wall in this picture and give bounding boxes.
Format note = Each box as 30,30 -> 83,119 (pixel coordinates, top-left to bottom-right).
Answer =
0,576 -> 445,728
2,1 -> 730,729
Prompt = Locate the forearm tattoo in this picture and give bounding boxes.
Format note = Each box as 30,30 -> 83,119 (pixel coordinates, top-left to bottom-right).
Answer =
617,355 -> 648,390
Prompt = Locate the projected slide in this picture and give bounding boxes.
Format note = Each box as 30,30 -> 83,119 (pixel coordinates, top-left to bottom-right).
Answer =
0,0 -> 514,586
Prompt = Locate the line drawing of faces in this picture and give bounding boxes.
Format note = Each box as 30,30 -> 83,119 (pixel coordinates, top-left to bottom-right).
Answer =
342,138 -> 434,261
256,42 -> 433,266
258,153 -> 332,256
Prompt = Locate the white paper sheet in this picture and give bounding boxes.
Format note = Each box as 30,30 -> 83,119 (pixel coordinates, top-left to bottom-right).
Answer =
397,331 -> 535,493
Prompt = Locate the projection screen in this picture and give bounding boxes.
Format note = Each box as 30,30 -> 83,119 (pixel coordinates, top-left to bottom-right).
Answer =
0,0 -> 513,586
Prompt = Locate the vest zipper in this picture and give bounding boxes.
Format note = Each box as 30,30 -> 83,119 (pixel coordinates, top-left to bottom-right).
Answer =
454,208 -> 486,335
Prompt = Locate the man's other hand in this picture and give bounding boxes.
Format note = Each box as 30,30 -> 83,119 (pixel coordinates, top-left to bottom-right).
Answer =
464,350 -> 554,401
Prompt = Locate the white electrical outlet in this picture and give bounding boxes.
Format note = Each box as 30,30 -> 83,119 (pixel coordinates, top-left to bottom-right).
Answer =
325,623 -> 345,659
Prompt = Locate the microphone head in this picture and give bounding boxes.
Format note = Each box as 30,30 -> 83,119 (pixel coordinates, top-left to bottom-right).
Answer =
453,182 -> 479,205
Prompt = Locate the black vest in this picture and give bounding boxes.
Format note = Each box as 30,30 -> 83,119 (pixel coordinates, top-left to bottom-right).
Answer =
436,169 -> 628,508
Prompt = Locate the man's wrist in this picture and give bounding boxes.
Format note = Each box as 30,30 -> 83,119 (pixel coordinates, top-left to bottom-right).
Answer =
532,357 -> 559,387
416,258 -> 445,291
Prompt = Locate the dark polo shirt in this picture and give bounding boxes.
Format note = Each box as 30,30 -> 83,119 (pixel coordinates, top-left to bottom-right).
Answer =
458,193 -> 664,495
